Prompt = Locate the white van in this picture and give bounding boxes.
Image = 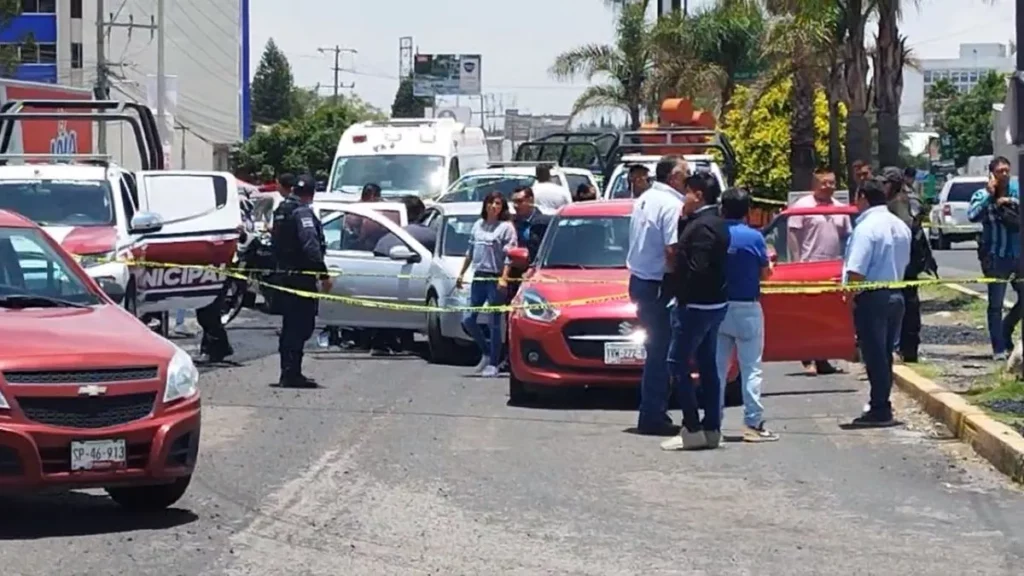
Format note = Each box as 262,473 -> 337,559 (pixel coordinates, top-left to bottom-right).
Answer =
327,118 -> 489,202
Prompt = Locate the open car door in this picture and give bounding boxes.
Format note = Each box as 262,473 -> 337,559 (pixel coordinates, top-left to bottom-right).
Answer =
318,203 -> 432,330
130,171 -> 241,313
760,205 -> 859,362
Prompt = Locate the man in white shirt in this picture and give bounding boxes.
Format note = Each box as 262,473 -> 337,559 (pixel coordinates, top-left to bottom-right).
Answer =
531,165 -> 572,212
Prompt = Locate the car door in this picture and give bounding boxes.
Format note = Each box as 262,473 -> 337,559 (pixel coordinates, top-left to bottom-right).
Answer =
129,170 -> 241,312
760,206 -> 859,362
318,205 -> 431,330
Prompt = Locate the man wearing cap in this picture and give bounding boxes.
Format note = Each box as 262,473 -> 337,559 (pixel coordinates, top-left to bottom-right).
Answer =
882,166 -> 937,363
271,173 -> 332,388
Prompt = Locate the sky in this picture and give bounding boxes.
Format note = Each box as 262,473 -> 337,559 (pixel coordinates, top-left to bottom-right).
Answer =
248,0 -> 1018,119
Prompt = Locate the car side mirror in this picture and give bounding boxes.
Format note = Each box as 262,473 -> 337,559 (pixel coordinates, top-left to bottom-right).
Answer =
129,212 -> 163,234
99,278 -> 125,303
388,245 -> 420,263
508,247 -> 530,268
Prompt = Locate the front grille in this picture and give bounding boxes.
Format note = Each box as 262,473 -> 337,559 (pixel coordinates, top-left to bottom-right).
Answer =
2,367 -> 159,385
16,393 -> 157,429
562,319 -> 638,360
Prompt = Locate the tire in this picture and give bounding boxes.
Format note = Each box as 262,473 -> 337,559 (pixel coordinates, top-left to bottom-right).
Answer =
123,279 -> 138,317
938,233 -> 951,250
508,370 -> 535,405
106,475 -> 192,512
426,293 -> 461,365
220,279 -> 246,326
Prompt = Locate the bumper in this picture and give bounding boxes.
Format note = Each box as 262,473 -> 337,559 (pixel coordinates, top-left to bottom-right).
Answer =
0,399 -> 201,492
929,223 -> 980,238
81,260 -> 131,290
510,316 -> 643,388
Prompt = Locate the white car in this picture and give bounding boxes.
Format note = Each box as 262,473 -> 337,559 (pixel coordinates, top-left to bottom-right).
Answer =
316,201 -> 505,364
928,176 -> 989,249
437,163 -> 599,213
602,154 -> 727,199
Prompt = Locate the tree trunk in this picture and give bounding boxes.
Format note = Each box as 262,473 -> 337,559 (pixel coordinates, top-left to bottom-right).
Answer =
790,68 -> 816,192
843,0 -> 871,182
873,0 -> 902,168
826,61 -> 844,182
628,104 -> 642,130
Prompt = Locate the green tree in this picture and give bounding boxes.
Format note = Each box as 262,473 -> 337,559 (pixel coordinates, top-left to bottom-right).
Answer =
251,39 -> 297,126
391,77 -> 431,118
0,1 -> 33,76
722,80 -> 844,199
930,71 -> 1007,167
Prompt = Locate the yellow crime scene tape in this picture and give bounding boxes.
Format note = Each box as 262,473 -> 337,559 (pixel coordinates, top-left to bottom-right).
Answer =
85,257 -> 1015,313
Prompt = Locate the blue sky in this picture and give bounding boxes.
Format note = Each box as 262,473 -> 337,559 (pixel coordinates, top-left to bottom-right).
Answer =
249,0 -> 1018,117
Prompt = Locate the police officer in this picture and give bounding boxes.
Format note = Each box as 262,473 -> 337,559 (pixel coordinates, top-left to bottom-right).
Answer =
882,166 -> 937,363
196,289 -> 233,362
271,173 -> 331,388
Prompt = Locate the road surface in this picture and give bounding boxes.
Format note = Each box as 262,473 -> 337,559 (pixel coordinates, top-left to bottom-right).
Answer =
1,313 -> 1023,575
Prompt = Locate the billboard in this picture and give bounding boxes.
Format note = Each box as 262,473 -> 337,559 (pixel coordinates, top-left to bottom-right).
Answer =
413,54 -> 481,97
0,80 -> 94,155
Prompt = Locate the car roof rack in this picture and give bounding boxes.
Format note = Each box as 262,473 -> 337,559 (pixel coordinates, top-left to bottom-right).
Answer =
514,132 -> 617,173
486,160 -> 559,169
0,99 -> 163,170
611,128 -> 737,184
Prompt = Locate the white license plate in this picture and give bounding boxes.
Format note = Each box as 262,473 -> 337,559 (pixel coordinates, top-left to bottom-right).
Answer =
70,439 -> 127,471
604,342 -> 646,365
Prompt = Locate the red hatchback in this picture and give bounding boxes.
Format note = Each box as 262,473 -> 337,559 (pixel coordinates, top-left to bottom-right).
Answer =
0,210 -> 200,510
506,200 -> 858,403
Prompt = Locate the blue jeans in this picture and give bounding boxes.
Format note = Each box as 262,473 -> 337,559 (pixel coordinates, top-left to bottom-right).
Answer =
985,255 -> 1021,355
175,309 -> 186,326
461,275 -> 503,367
628,276 -> 671,429
715,301 -> 764,428
853,290 -> 904,416
668,304 -> 728,433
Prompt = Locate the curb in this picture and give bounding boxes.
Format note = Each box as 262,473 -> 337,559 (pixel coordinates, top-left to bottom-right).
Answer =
893,365 -> 1024,484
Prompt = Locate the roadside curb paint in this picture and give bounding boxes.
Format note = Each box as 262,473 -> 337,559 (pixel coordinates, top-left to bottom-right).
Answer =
892,365 -> 1024,484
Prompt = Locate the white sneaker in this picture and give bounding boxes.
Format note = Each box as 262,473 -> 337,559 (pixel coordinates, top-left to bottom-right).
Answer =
660,429 -> 708,451
474,355 -> 491,373
705,431 -> 722,449
480,365 -> 500,378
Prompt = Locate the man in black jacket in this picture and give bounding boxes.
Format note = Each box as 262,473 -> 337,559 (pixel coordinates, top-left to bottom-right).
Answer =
660,171 -> 731,452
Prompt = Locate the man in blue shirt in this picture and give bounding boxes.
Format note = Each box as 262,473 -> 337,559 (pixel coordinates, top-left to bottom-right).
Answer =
845,178 -> 912,427
714,188 -> 779,442
967,156 -> 1020,359
627,155 -> 684,435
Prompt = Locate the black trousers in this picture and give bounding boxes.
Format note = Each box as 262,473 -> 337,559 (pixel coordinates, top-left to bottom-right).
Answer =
277,287 -> 318,377
898,284 -> 921,361
197,288 -> 232,358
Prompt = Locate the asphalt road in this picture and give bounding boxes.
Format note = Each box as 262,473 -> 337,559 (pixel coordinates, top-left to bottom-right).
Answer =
2,313 -> 1024,575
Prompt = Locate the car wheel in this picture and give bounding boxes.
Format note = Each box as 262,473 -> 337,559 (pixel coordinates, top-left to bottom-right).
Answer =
106,475 -> 192,511
123,279 -> 138,317
938,233 -> 951,250
508,370 -> 535,405
426,293 -> 461,365
724,373 -> 743,408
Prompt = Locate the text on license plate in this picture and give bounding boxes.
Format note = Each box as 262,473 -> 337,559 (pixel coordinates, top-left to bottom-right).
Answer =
604,342 -> 646,364
71,439 -> 127,471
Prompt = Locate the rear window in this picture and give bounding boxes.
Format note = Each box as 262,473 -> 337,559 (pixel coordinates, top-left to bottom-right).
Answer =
946,182 -> 981,203
565,173 -> 590,194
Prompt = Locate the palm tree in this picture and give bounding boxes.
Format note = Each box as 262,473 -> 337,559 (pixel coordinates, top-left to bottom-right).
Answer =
873,0 -> 905,167
840,0 -> 872,180
550,0 -> 655,129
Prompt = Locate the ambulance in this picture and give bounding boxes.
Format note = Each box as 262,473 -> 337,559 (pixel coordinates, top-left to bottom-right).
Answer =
327,117 -> 489,202
0,99 -> 240,333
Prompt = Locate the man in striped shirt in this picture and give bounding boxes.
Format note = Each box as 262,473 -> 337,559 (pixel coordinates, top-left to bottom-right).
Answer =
967,156 -> 1021,360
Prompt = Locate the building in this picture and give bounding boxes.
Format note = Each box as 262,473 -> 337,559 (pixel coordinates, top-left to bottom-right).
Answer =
901,43 -> 1015,128
0,0 -> 249,170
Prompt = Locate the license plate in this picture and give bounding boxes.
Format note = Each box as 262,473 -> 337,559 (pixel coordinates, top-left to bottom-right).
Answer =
70,439 -> 127,471
604,342 -> 646,365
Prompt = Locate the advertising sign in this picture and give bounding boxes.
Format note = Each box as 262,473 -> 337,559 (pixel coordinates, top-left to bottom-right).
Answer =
1,81 -> 94,155
413,54 -> 482,97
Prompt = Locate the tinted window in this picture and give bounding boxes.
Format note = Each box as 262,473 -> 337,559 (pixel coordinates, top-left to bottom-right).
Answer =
440,215 -> 478,257
946,182 -> 982,203
538,216 -> 630,268
322,212 -> 389,253
329,155 -> 446,198
0,179 -> 115,226
0,227 -> 100,305
565,173 -> 590,194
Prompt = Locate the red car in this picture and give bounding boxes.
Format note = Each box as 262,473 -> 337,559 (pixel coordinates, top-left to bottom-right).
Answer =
506,200 -> 858,403
0,210 -> 200,510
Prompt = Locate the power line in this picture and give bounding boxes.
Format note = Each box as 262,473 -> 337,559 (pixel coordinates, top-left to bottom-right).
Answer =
317,45 -> 358,102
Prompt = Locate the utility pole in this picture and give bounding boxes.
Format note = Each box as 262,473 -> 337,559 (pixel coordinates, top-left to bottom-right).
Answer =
318,45 -> 357,103
156,0 -> 166,147
97,6 -> 156,154
1015,0 -> 1024,379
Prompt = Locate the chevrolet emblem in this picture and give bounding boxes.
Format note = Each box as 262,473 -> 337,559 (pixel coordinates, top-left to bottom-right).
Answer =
77,385 -> 107,397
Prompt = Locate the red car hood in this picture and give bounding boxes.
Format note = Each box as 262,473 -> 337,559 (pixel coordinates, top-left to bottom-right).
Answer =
526,268 -> 630,305
43,225 -> 117,256
0,305 -> 174,370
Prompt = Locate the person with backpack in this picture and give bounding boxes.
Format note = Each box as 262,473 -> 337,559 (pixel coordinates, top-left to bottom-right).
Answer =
967,156 -> 1021,360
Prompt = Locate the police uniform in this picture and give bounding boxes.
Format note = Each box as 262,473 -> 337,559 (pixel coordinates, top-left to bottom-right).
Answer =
271,174 -> 328,387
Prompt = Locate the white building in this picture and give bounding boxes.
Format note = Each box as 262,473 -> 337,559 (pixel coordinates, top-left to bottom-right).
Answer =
75,0 -> 245,170
901,43 -> 1015,128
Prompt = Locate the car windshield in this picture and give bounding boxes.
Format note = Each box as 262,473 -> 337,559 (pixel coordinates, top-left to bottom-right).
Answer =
440,214 -> 478,257
538,215 -> 630,269
330,155 -> 446,198
439,173 -> 564,203
0,227 -> 101,305
0,179 -> 114,226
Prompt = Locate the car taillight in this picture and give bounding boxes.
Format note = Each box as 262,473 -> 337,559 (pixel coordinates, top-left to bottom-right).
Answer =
352,135 -> 367,143
942,205 -> 952,216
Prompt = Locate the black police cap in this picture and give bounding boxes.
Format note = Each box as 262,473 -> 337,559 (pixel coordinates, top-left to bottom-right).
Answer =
294,174 -> 316,195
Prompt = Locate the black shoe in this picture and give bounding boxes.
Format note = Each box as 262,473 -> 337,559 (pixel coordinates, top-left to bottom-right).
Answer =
848,411 -> 896,428
277,374 -> 319,388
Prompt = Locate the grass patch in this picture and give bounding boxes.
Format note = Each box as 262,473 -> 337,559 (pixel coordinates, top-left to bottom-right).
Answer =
910,360 -> 943,380
920,284 -> 987,325
964,369 -> 1024,433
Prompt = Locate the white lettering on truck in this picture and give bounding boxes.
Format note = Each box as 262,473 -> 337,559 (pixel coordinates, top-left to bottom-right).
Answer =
140,267 -> 224,289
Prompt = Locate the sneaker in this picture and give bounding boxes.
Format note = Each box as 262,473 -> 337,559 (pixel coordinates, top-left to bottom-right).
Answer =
994,352 -> 1009,362
480,365 -> 500,378
370,348 -> 394,357
316,331 -> 332,349
660,429 -> 707,451
704,430 -> 722,449
848,411 -> 896,428
171,326 -> 195,338
743,423 -> 780,442
473,355 -> 491,373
